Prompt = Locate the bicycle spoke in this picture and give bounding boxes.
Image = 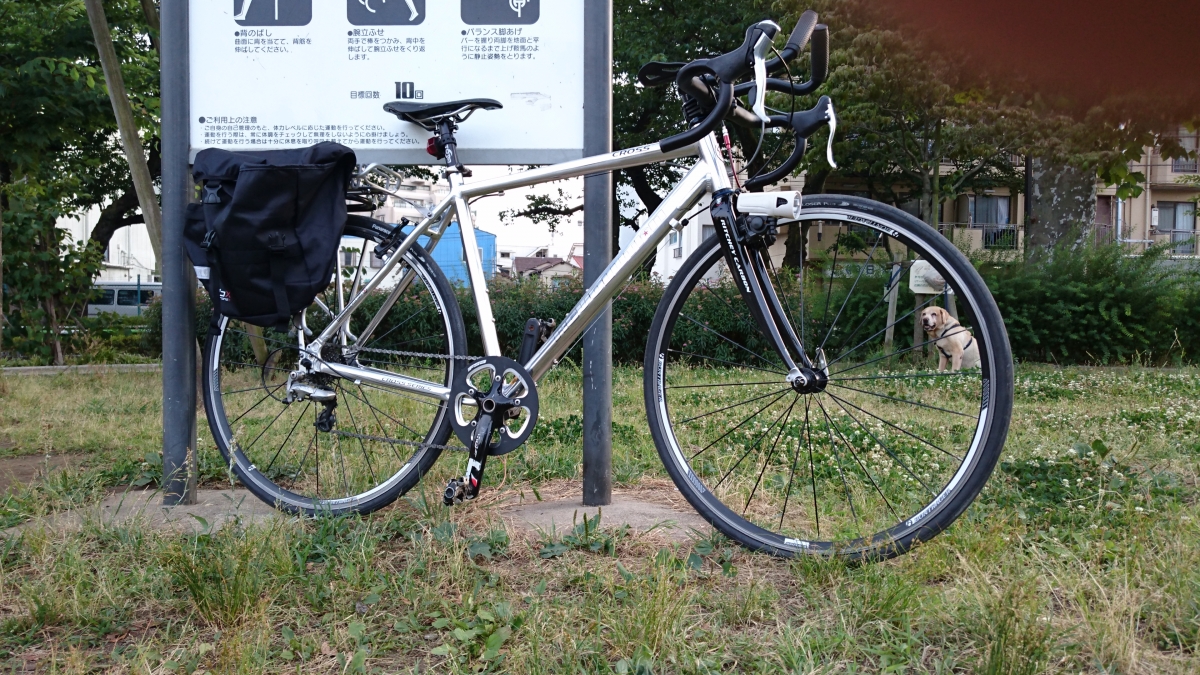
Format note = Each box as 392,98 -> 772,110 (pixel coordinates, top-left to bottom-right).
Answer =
338,385 -> 378,485
831,260 -> 911,355
680,313 -> 782,369
824,390 -> 961,462
814,396 -> 861,537
826,392 -> 936,495
678,386 -> 792,427
668,380 -> 783,389
263,402 -> 310,476
804,396 -> 819,538
826,293 -> 941,368
241,397 -> 293,453
690,390 -> 793,461
830,326 -> 974,376
362,297 -> 432,347
356,384 -> 413,465
820,396 -> 901,522
339,383 -> 427,441
229,382 -> 288,425
819,235 -> 884,351
744,396 -> 798,514
667,349 -> 788,376
714,393 -> 797,491
835,371 -> 975,382
825,381 -> 976,418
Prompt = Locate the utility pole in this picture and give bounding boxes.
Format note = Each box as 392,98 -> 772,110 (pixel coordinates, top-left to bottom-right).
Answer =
581,0 -> 613,507
160,0 -> 198,505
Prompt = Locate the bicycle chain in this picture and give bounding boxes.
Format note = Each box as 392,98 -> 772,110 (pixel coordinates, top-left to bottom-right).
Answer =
352,346 -> 482,361
330,429 -> 468,453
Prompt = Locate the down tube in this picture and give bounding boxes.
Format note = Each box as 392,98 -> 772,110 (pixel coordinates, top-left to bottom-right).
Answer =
525,165 -> 711,380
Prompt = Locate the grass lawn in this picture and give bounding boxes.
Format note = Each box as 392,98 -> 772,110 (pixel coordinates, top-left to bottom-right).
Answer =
0,365 -> 1197,673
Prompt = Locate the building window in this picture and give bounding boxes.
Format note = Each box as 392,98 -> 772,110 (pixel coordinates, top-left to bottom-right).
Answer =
341,250 -> 360,267
500,251 -> 511,259
702,223 -> 715,241
1171,129 -> 1198,173
668,231 -> 678,245
1158,202 -> 1196,255
968,195 -> 1010,225
371,251 -> 385,269
117,289 -> 155,306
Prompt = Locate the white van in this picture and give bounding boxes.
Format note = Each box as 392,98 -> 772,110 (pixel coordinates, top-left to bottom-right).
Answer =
87,281 -> 162,317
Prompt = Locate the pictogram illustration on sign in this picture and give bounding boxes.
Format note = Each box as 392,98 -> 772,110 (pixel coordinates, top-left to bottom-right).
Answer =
234,0 -> 312,26
461,0 -> 540,25
348,0 -> 425,26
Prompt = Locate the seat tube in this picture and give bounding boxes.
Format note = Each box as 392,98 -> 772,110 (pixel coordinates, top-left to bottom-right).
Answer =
449,172 -> 502,356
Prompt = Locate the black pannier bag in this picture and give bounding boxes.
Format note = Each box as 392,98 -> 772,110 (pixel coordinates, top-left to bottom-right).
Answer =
184,142 -> 357,331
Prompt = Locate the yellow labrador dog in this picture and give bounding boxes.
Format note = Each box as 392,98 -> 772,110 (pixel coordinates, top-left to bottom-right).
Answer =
920,306 -> 979,371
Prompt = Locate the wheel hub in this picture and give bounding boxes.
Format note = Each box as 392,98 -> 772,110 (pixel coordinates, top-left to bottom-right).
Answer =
789,367 -> 828,394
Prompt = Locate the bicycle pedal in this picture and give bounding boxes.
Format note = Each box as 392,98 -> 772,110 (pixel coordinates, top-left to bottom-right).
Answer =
443,478 -> 465,506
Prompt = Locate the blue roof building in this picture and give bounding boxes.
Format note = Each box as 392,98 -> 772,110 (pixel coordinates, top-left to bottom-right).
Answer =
422,222 -> 496,286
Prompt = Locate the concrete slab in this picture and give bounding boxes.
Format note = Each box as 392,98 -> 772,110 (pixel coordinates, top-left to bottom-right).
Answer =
11,489 -> 284,535
501,496 -> 711,542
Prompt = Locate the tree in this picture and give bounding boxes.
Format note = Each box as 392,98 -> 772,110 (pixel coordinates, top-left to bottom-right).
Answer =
0,0 -> 159,360
502,0 -> 774,257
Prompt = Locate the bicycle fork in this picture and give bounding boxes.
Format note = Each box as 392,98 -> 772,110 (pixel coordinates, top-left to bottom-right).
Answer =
709,189 -> 828,393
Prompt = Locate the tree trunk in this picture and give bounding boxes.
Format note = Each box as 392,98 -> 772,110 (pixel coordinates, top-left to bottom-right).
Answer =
1026,157 -> 1097,252
44,299 -> 65,366
783,222 -> 808,269
0,161 -> 8,334
85,0 -> 163,264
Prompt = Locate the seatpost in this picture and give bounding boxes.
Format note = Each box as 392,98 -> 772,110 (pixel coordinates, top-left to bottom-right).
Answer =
436,119 -> 471,177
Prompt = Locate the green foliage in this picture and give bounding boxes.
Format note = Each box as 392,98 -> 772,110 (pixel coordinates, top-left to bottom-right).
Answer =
978,241 -> 1200,365
0,180 -> 101,362
162,523 -> 287,627
1,0 -> 160,360
537,511 -> 629,559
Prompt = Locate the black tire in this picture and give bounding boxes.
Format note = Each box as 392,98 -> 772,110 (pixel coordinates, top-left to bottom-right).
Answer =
644,194 -> 1013,560
202,222 -> 467,516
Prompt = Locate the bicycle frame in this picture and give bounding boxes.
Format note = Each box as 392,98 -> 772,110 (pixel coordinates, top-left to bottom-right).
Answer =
302,133 -> 732,402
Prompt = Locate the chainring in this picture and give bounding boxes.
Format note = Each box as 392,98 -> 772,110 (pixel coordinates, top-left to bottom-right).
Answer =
448,356 -> 539,456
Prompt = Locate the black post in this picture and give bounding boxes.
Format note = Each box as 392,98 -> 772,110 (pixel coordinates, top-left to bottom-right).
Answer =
581,0 -> 613,507
161,0 -> 197,505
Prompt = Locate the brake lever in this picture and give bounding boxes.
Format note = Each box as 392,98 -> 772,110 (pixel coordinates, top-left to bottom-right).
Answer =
824,99 -> 838,169
749,21 -> 780,122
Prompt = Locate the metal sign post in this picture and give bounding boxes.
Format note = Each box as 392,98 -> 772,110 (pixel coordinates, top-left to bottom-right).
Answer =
161,0 -> 198,505
581,0 -> 613,507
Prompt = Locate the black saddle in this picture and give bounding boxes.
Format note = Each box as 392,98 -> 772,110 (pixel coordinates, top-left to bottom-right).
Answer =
383,98 -> 503,130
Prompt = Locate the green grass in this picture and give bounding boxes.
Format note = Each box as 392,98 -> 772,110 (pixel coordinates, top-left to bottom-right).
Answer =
0,366 -> 1198,672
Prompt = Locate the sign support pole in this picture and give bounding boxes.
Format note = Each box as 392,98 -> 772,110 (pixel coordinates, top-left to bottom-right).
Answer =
161,0 -> 198,506
581,0 -> 613,507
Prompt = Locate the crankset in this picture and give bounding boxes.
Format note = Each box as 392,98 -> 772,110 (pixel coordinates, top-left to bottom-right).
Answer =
444,356 -> 539,504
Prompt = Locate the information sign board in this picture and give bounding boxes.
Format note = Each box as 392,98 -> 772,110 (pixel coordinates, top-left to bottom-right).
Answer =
190,1 -> 584,164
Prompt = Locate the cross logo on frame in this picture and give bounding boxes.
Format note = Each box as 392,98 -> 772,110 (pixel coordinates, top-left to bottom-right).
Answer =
233,0 -> 312,26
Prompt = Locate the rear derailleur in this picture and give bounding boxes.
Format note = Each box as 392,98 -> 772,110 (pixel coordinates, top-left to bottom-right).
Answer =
444,356 -> 539,505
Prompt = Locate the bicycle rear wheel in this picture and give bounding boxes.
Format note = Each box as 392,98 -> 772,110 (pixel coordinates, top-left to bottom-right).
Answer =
202,221 -> 466,516
644,195 -> 1013,559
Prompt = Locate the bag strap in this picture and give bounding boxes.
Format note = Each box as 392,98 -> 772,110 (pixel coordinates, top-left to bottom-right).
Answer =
266,231 -> 298,332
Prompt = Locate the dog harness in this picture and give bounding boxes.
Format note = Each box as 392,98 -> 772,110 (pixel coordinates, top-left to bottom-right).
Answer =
935,321 -> 973,360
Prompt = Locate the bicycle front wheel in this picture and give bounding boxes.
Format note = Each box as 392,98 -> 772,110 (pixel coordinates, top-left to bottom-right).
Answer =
202,226 -> 466,516
644,195 -> 1013,559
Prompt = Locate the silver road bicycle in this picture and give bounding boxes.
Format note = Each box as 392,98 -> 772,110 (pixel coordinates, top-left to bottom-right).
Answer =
202,10 -> 1013,559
